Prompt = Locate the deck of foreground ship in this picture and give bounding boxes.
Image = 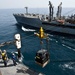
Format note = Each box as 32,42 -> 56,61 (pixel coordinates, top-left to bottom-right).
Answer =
0,59 -> 44,75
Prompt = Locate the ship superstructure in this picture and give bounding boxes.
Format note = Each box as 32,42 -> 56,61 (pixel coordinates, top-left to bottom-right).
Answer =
13,1 -> 75,36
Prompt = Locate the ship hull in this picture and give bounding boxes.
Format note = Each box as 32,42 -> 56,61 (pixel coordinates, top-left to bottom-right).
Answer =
14,14 -> 42,27
14,14 -> 75,36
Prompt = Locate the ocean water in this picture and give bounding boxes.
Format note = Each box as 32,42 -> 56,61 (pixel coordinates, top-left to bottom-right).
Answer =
0,8 -> 75,75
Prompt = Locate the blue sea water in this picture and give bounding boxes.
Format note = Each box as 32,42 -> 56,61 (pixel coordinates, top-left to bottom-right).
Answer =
0,8 -> 75,75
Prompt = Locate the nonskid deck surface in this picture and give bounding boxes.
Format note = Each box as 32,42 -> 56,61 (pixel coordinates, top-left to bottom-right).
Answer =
0,59 -> 44,75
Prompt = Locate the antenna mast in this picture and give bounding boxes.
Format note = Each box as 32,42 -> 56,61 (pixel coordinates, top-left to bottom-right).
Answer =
56,2 -> 62,19
49,1 -> 54,22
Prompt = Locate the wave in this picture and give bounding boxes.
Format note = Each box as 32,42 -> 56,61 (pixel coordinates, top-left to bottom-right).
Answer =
62,44 -> 75,51
22,26 -> 36,32
59,62 -> 75,70
56,41 -> 58,43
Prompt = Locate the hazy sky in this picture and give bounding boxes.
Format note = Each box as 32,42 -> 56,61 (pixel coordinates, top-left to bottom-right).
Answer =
0,0 -> 75,9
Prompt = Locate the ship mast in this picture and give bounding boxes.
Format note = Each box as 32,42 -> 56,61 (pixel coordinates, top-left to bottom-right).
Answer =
56,2 -> 62,20
25,7 -> 28,14
48,1 -> 54,22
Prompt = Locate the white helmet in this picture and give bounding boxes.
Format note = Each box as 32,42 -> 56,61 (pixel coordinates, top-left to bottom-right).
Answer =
12,53 -> 14,55
3,50 -> 6,53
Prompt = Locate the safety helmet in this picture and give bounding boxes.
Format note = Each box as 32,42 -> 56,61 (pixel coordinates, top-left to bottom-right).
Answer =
12,53 -> 14,55
3,50 -> 6,53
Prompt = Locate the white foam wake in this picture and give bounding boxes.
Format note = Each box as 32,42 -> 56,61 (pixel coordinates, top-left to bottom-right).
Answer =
59,62 -> 75,70
22,26 -> 36,32
62,44 -> 75,51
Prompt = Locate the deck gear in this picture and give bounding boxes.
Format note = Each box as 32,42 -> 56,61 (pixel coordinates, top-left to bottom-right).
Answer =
35,27 -> 48,39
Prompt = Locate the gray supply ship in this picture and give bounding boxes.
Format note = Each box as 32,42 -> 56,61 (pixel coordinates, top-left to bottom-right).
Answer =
13,1 -> 75,36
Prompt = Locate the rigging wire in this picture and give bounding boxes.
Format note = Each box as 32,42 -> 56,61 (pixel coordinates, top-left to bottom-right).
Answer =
0,33 -> 38,48
21,33 -> 35,40
0,40 -> 15,47
0,25 -> 62,48
0,27 -> 75,62
51,59 -> 75,63
24,37 -> 38,44
63,8 -> 75,16
0,32 -> 15,37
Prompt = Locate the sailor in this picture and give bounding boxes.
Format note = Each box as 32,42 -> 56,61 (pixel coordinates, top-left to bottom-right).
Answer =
12,53 -> 17,66
3,50 -> 8,60
1,50 -> 8,67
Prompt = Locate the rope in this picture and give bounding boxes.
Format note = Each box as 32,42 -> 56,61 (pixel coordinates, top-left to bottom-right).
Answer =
51,59 -> 75,63
22,33 -> 35,40
0,40 -> 15,47
0,32 -> 75,63
22,37 -> 38,45
0,33 -> 38,48
0,32 -> 14,37
63,8 -> 75,16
